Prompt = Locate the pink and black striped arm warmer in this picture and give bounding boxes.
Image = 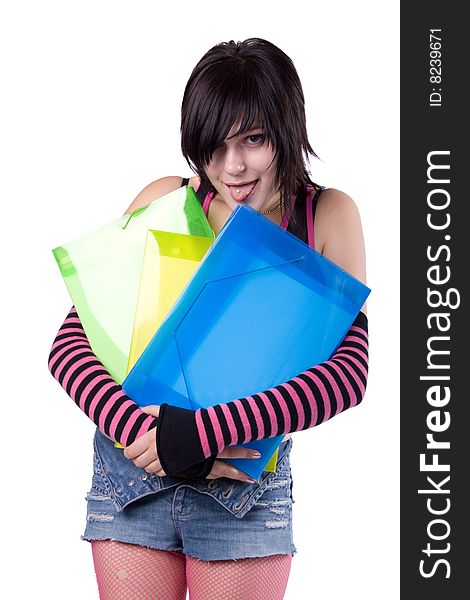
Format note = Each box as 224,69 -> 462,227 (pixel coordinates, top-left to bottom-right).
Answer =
156,311 -> 369,476
48,307 -> 158,445
48,306 -> 217,478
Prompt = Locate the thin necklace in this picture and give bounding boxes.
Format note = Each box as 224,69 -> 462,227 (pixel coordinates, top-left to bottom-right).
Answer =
261,197 -> 285,215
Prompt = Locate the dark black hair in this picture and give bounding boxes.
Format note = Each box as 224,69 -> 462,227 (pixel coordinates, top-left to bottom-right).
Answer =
180,38 -> 318,218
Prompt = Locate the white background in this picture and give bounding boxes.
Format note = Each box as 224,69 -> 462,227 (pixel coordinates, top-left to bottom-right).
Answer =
1,1 -> 399,598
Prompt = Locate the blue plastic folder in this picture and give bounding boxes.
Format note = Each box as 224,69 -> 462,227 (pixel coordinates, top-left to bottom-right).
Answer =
123,205 -> 370,478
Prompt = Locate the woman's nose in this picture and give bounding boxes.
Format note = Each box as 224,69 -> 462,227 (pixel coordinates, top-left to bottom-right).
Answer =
224,146 -> 245,177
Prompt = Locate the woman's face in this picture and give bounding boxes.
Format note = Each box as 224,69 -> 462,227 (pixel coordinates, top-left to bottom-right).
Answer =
204,121 -> 280,213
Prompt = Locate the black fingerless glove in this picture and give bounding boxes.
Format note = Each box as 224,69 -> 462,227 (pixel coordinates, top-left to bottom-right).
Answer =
156,403 -> 214,477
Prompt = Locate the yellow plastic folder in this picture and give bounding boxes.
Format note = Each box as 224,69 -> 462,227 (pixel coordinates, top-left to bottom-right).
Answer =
128,230 -> 214,372
52,186 -> 214,384
112,230 -> 214,449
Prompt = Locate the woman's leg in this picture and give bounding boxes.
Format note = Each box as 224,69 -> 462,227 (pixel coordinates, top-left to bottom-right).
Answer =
91,540 -> 187,600
186,553 -> 293,600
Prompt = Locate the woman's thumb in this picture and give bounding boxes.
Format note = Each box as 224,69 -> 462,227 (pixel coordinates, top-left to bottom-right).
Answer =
140,404 -> 161,418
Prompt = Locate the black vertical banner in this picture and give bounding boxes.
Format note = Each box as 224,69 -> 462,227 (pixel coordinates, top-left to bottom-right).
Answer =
401,4 -> 466,598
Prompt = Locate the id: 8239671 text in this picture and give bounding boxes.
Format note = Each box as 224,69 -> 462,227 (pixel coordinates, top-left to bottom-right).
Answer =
429,29 -> 442,108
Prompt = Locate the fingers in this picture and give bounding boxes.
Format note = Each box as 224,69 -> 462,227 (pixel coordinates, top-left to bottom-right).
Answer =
122,429 -> 162,473
123,437 -> 148,460
130,447 -> 158,469
217,447 -> 261,460
206,459 -> 256,483
125,447 -> 166,476
123,428 -> 157,460
143,460 -> 166,476
140,405 -> 161,418
208,447 -> 260,483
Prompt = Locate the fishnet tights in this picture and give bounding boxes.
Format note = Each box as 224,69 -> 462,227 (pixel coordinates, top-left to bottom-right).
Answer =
91,541 -> 187,600
91,540 -> 292,600
186,552 -> 292,600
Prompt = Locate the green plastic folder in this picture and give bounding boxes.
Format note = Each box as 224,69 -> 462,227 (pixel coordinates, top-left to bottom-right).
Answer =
52,186 -> 214,383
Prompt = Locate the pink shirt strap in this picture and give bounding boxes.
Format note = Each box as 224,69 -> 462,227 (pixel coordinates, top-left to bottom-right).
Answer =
305,184 -> 315,249
202,191 -> 215,216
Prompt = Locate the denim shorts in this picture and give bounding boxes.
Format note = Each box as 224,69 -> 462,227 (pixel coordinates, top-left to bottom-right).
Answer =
82,430 -> 297,561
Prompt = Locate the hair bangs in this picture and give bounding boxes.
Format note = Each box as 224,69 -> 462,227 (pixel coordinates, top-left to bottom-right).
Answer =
192,68 -> 277,170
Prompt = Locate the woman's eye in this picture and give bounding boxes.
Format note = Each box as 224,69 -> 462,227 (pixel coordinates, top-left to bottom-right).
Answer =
246,134 -> 265,145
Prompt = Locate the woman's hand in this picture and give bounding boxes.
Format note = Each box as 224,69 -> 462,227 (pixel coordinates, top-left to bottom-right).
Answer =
123,418 -> 163,474
206,447 -> 259,483
123,405 -> 259,483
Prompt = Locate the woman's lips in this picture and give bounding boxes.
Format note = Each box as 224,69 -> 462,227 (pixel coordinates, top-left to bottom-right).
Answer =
225,180 -> 258,202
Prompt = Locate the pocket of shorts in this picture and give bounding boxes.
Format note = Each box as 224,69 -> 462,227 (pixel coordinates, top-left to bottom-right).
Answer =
86,443 -> 113,501
250,469 -> 293,519
274,438 -> 292,472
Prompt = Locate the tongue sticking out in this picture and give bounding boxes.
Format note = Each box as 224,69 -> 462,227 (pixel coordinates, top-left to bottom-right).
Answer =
228,181 -> 257,202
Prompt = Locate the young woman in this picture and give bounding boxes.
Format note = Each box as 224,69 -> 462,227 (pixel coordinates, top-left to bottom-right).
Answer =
49,38 -> 368,599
